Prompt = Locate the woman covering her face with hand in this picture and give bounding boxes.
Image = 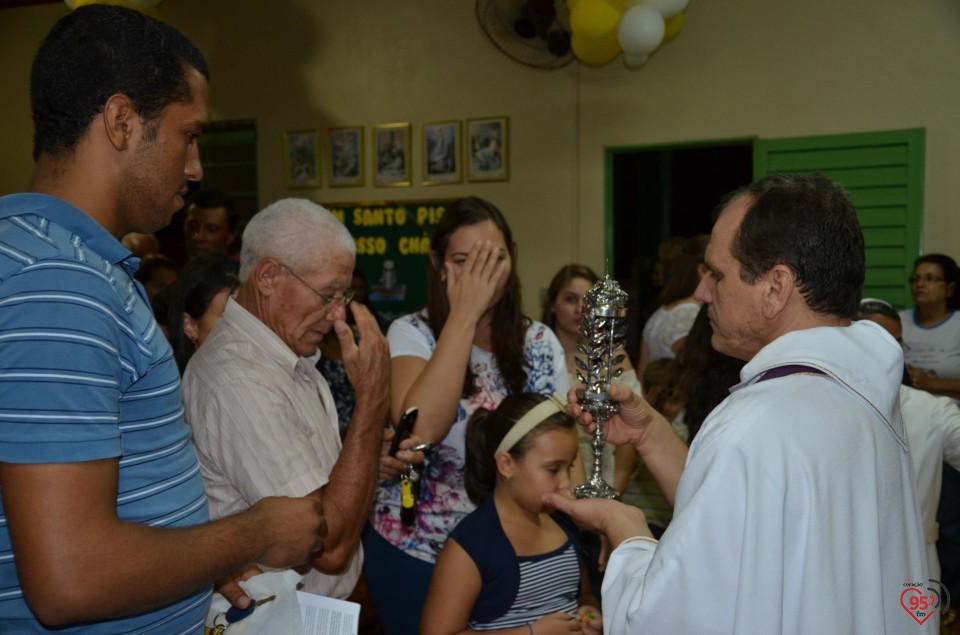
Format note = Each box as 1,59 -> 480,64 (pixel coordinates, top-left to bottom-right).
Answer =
362,197 -> 569,634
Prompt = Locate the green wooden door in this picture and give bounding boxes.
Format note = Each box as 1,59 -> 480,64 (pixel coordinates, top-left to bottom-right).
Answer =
754,129 -> 925,308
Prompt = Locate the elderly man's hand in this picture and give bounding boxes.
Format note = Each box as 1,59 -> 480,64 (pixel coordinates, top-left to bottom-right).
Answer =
339,303 -> 390,419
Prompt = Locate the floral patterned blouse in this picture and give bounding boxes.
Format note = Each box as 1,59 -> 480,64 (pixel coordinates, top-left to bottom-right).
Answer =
370,311 -> 569,563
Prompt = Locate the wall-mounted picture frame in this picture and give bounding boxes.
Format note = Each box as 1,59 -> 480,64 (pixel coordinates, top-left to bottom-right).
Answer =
466,117 -> 509,182
373,123 -> 412,187
284,129 -> 320,189
328,126 -> 364,187
422,120 -> 461,185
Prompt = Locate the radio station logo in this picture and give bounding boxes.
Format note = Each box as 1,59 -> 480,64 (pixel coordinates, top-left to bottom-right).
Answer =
900,578 -> 950,625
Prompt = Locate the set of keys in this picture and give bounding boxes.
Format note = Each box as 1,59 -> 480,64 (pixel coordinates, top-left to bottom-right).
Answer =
400,442 -> 431,527
391,408 -> 429,528
208,595 -> 276,634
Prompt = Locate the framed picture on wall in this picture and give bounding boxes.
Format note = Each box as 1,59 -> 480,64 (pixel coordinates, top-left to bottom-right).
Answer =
328,126 -> 364,187
466,116 -> 509,182
284,129 -> 320,189
373,123 -> 412,187
422,120 -> 461,185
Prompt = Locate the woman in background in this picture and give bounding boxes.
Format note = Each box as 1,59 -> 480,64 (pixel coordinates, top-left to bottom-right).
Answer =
900,254 -> 960,401
363,197 -> 569,634
166,254 -> 239,374
636,235 -> 708,379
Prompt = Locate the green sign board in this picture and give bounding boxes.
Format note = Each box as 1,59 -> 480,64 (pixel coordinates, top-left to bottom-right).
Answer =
324,199 -> 454,322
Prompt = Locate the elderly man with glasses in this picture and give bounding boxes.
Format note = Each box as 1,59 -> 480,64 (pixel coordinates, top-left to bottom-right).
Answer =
183,198 -> 421,603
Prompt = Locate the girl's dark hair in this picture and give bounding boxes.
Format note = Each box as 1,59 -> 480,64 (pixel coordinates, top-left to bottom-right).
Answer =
426,197 -> 529,397
166,254 -> 239,374
541,264 -> 599,332
913,254 -> 960,311
464,393 -> 574,506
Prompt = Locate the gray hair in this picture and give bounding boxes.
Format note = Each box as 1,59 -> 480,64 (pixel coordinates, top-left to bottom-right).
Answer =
857,297 -> 901,324
239,198 -> 355,282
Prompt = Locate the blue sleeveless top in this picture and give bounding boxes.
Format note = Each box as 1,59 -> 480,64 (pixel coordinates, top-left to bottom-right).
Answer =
450,496 -> 581,630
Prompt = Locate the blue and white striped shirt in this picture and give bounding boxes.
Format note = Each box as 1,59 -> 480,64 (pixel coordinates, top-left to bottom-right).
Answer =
451,496 -> 581,631
0,193 -> 210,633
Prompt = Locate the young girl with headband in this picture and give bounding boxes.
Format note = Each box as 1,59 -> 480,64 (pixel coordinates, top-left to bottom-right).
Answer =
420,393 -> 602,634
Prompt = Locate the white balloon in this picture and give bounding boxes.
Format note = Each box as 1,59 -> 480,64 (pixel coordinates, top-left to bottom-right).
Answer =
63,0 -> 75,8
641,0 -> 689,19
623,53 -> 650,69
617,5 -> 665,56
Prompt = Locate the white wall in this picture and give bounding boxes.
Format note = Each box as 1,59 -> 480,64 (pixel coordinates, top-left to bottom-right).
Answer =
2,0 -> 959,315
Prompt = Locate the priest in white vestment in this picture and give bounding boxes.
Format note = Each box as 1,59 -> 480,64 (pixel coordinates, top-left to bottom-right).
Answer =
547,173 -> 936,634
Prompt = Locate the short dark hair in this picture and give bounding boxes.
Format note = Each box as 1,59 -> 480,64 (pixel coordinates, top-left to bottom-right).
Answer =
724,172 -> 865,318
30,4 -> 209,161
187,189 -> 240,232
133,253 -> 177,286
912,254 -> 960,311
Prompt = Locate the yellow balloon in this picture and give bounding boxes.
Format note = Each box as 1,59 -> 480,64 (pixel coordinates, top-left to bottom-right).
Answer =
663,11 -> 684,44
72,0 -> 162,19
567,0 -> 582,10
600,0 -> 626,11
572,30 -> 622,67
570,0 -> 622,40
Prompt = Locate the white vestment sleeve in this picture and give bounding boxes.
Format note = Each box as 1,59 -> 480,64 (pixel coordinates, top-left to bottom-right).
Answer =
600,538 -> 657,634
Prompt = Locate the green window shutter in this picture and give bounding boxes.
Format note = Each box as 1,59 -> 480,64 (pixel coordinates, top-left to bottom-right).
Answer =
198,120 -> 259,227
753,129 -> 925,309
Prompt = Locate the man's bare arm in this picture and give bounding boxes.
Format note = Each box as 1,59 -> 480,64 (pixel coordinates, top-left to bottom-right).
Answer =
1,458 -> 325,627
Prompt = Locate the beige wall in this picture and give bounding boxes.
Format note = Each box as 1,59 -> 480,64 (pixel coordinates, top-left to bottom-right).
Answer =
2,0 -> 959,315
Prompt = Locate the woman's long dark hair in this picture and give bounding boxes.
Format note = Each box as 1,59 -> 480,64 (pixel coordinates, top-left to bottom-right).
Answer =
464,393 -> 574,505
678,305 -> 744,442
166,254 -> 239,374
426,197 -> 528,397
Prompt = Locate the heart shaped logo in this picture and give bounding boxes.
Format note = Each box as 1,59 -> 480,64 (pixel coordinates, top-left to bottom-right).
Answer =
900,587 -> 934,625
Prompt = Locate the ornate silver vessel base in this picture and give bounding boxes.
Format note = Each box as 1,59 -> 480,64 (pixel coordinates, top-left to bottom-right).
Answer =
573,395 -> 620,500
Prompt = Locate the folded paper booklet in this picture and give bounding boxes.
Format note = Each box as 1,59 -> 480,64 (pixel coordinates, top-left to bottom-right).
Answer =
204,571 -> 360,634
298,592 -> 360,635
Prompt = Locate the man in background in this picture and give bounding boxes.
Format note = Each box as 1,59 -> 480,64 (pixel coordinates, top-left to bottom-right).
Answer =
184,189 -> 239,260
0,6 -> 325,632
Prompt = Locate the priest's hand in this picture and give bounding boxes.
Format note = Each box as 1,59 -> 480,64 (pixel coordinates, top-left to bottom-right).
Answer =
566,383 -> 666,450
542,489 -> 653,549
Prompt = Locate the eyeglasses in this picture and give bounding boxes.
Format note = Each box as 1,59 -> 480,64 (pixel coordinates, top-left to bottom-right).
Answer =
908,275 -> 945,285
280,263 -> 353,309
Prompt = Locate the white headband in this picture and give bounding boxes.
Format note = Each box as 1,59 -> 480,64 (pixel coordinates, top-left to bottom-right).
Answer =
494,393 -> 568,457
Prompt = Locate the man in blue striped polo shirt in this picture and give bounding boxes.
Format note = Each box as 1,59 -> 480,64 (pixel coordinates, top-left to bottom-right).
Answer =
0,6 -> 327,633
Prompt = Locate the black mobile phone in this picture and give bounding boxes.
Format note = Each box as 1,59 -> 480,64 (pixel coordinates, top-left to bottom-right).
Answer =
388,407 -> 417,458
